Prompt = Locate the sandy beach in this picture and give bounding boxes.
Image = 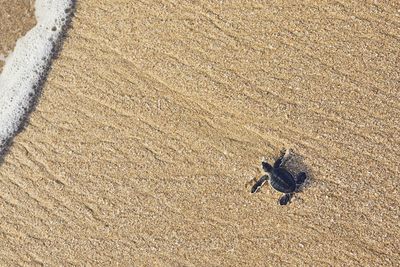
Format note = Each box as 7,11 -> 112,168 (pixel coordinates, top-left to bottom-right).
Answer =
0,1 -> 399,265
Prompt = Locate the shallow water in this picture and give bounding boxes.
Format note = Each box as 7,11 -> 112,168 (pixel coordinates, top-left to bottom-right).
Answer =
0,0 -> 36,71
0,0 -> 74,153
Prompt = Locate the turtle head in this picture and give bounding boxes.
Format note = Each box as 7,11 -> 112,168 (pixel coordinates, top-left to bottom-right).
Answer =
262,161 -> 273,173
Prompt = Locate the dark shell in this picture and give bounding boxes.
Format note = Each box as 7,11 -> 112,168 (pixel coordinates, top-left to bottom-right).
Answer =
270,168 -> 296,193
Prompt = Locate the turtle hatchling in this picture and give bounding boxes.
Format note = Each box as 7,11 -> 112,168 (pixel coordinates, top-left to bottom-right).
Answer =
251,149 -> 307,205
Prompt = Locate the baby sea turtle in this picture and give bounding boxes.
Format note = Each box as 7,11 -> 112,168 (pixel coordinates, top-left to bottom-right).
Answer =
251,149 -> 307,205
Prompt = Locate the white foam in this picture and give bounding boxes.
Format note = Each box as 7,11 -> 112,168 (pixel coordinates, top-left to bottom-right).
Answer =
0,0 -> 73,150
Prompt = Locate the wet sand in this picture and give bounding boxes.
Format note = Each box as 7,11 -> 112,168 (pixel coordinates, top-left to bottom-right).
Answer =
0,0 -> 36,71
0,1 -> 399,265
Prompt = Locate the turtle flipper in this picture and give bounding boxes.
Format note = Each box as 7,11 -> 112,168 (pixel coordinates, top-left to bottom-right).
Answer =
295,172 -> 307,185
278,193 -> 293,205
273,149 -> 290,168
251,175 -> 269,193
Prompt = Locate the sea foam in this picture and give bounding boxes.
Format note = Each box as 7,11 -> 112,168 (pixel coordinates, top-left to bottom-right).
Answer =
0,0 -> 74,152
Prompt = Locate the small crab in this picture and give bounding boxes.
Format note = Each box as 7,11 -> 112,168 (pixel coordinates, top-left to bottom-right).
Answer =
251,149 -> 307,205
